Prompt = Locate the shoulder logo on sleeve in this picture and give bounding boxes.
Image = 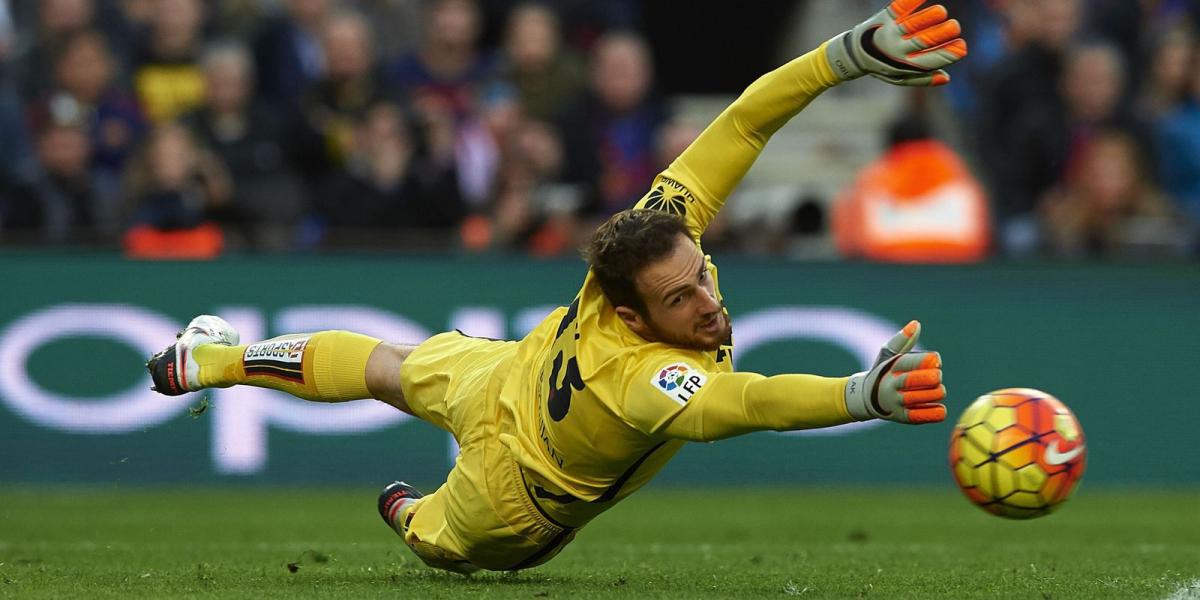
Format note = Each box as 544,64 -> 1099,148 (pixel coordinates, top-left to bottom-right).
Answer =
652,362 -> 706,405
644,185 -> 688,216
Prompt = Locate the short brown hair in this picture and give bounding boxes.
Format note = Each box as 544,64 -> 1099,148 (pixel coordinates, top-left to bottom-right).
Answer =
586,209 -> 690,313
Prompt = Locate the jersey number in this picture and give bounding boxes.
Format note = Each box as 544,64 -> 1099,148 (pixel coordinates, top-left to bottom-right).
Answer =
546,299 -> 584,422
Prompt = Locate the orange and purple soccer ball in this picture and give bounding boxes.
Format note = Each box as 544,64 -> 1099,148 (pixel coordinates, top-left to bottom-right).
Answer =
949,388 -> 1086,519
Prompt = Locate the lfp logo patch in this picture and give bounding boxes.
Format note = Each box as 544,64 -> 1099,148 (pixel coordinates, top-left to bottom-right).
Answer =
652,363 -> 707,405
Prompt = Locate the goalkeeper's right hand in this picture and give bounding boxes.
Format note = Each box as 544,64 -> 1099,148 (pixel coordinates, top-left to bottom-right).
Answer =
825,0 -> 968,87
844,320 -> 947,424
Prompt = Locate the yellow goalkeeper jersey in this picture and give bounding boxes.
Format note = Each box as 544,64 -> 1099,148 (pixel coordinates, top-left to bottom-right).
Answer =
496,45 -> 854,527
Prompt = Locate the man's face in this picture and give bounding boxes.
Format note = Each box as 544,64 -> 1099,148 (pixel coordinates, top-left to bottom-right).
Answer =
1062,48 -> 1121,122
323,17 -> 372,80
37,125 -> 91,178
429,0 -> 481,48
591,36 -> 651,113
205,55 -> 251,113
628,234 -> 730,352
1038,0 -> 1080,50
56,35 -> 113,102
507,6 -> 557,71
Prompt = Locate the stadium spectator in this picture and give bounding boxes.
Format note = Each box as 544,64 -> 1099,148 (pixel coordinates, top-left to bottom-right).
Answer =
14,0 -> 99,99
1085,0 -> 1145,88
49,30 -> 146,178
654,117 -> 700,172
460,83 -> 581,254
470,117 -> 577,255
210,0 -> 271,38
1057,42 -> 1148,153
355,0 -> 424,59
181,41 -> 306,250
387,0 -> 501,207
1086,0 -> 1200,94
560,31 -> 667,218
312,102 -> 464,247
2,0 -> 1197,263
832,118 -> 990,263
0,82 -> 34,207
1,96 -> 122,244
0,0 -> 12,59
1040,130 -> 1189,257
295,9 -> 394,181
1141,0 -> 1200,37
500,2 -> 585,122
1139,26 -> 1195,121
993,41 -> 1146,255
1155,39 -> 1200,226
0,0 -> 23,190
131,0 -> 208,123
482,0 -> 641,49
977,0 -> 1081,247
117,0 -> 156,30
449,81 -> 522,208
389,0 -> 496,119
252,0 -> 332,116
938,0 -> 1020,119
123,122 -> 231,258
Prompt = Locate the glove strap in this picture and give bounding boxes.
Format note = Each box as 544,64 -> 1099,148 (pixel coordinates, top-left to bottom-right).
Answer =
844,371 -> 874,421
825,31 -> 867,81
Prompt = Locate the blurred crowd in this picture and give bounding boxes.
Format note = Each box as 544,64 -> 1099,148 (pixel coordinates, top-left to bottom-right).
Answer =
0,0 -> 1196,260
940,0 -> 1199,259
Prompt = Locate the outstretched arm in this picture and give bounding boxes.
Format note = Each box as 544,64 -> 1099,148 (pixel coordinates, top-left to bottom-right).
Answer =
659,371 -> 852,441
635,0 -> 967,240
625,322 -> 947,442
633,46 -> 838,240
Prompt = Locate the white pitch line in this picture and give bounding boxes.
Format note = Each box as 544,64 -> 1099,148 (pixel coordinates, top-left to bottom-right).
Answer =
1165,578 -> 1200,600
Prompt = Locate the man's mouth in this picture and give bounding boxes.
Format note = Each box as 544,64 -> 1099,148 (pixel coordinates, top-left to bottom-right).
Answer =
699,314 -> 721,333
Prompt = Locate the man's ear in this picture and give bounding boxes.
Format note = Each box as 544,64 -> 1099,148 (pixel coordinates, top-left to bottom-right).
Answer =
615,306 -> 652,339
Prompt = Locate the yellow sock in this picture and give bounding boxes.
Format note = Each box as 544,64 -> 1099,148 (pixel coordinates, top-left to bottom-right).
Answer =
191,331 -> 382,402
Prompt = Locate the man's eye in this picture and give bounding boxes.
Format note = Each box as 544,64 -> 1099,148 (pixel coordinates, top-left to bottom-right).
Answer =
670,296 -> 683,307
699,271 -> 707,282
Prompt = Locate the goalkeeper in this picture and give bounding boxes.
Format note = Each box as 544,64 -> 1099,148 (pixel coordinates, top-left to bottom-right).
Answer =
148,0 -> 965,574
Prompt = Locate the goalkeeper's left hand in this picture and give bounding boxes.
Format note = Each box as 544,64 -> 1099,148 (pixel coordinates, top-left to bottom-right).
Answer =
825,0 -> 968,87
844,320 -> 947,424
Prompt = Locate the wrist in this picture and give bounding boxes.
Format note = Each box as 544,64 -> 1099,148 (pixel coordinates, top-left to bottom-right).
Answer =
824,31 -> 865,82
843,371 -> 875,421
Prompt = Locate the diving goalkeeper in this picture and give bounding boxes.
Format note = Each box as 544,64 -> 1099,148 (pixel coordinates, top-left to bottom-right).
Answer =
147,0 -> 965,574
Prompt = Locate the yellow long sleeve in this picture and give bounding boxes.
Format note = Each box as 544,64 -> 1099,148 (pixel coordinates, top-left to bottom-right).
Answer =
636,43 -> 840,238
658,371 -> 852,442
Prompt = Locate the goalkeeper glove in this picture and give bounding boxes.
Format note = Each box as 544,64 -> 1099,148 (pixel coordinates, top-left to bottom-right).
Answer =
825,0 -> 968,87
844,320 -> 947,424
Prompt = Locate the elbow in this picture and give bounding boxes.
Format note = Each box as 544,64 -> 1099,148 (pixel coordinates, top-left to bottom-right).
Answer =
716,101 -> 767,148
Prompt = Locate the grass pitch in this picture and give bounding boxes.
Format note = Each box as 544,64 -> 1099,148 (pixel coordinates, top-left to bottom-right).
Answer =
0,487 -> 1197,599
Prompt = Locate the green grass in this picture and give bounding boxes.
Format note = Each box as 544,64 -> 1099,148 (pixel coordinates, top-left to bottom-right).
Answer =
0,487 -> 1197,599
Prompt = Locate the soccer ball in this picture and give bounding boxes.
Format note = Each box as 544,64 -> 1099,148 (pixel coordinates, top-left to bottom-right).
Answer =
949,388 -> 1086,519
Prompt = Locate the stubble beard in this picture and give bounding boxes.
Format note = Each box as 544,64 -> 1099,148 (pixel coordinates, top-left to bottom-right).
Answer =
648,311 -> 731,353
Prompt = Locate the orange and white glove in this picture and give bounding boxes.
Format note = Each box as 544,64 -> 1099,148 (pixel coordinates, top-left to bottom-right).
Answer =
825,0 -> 968,87
844,320 -> 947,424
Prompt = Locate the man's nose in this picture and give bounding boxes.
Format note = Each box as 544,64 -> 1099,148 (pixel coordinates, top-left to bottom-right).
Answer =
698,287 -> 720,314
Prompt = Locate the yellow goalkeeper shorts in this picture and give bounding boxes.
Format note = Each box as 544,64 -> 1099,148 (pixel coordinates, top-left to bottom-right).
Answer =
397,331 -> 576,572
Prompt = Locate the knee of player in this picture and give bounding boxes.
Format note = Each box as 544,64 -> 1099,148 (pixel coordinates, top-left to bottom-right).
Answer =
366,342 -> 416,410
